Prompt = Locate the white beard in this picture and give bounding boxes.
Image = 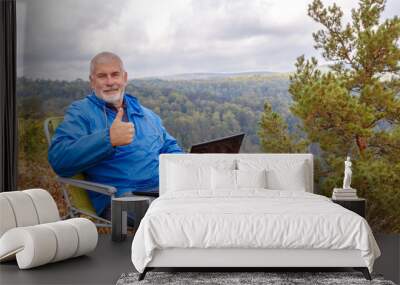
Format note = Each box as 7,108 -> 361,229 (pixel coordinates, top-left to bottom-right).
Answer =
96,89 -> 124,106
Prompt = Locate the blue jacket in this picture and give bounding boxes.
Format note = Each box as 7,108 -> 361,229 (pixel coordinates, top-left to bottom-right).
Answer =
48,92 -> 182,215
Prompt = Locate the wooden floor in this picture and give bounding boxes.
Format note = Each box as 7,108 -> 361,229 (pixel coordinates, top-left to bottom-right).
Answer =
0,234 -> 399,285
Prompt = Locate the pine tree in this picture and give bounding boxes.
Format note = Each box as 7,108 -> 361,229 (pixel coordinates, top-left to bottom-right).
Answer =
258,102 -> 307,153
259,0 -> 400,232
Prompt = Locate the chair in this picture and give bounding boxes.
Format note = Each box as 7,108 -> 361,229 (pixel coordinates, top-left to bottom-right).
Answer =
0,189 -> 98,269
44,117 -> 116,228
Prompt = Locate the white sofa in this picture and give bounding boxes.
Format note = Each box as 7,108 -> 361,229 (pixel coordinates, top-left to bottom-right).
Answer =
0,189 -> 98,269
131,154 -> 380,280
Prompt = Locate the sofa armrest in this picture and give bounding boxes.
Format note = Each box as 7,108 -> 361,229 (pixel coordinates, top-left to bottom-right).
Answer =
57,177 -> 117,196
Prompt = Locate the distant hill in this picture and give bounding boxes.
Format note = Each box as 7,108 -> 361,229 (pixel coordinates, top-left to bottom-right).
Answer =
142,71 -> 286,81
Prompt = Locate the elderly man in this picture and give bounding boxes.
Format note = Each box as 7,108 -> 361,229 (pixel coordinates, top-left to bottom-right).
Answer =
48,52 -> 182,218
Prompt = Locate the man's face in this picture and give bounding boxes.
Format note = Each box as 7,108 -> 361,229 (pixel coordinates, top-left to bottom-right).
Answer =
90,59 -> 128,105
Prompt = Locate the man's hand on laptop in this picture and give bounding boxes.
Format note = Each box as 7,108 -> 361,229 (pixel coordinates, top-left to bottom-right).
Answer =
110,108 -> 135,146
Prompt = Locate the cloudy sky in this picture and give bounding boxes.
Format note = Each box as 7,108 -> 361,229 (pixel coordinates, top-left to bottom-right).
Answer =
16,0 -> 400,80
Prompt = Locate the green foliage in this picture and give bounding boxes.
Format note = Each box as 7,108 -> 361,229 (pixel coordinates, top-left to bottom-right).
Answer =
258,101 -> 308,153
18,118 -> 48,162
258,0 -> 400,232
290,62 -> 376,156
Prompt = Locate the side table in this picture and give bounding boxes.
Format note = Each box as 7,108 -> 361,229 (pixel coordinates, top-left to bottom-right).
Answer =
332,198 -> 366,218
111,196 -> 151,242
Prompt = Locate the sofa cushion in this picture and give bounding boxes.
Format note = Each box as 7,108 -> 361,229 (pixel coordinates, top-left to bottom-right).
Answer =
24,189 -> 60,223
0,191 -> 39,227
0,218 -> 97,269
65,218 -> 98,257
0,196 -> 17,237
0,225 -> 57,269
0,189 -> 60,237
42,221 -> 79,262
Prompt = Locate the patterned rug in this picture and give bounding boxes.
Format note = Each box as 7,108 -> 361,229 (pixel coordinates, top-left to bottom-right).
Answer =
116,271 -> 396,285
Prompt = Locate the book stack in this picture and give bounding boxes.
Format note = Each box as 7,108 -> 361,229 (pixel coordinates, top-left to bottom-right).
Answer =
332,188 -> 358,200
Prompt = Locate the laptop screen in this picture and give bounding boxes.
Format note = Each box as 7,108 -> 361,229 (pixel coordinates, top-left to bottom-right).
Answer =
190,133 -> 245,153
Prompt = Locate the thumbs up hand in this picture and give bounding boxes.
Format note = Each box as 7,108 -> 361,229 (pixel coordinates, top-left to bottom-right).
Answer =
110,108 -> 135,146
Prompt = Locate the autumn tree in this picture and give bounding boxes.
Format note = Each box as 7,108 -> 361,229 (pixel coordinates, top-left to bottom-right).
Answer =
259,0 -> 400,232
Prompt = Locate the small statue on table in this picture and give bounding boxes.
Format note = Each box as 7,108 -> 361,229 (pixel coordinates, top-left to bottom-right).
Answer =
343,156 -> 352,189
332,156 -> 358,199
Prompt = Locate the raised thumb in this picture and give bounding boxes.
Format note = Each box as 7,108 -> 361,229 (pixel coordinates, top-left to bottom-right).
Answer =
115,108 -> 124,121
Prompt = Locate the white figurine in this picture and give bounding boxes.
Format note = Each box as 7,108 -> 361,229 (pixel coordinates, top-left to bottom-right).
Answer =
342,156 -> 352,189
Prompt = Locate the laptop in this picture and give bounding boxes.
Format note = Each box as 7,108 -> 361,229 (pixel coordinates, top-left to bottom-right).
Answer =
190,133 -> 245,153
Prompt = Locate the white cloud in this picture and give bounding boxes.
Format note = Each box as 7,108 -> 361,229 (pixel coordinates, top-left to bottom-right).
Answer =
17,0 -> 400,80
